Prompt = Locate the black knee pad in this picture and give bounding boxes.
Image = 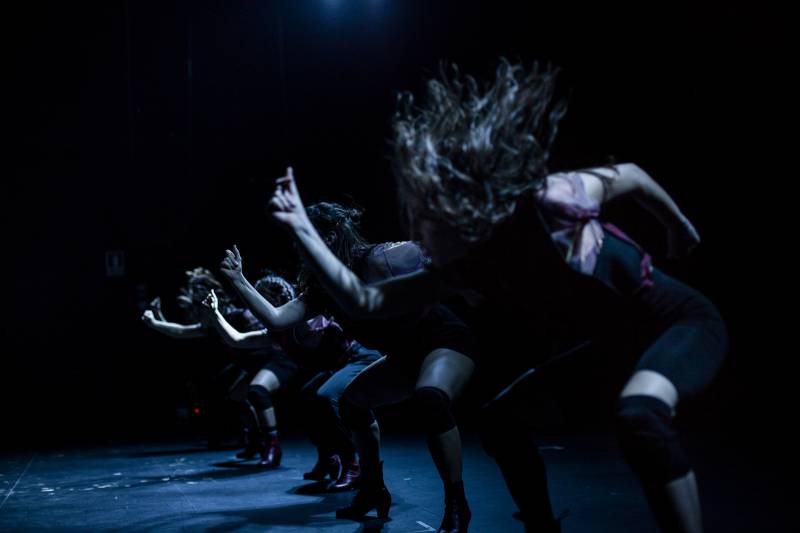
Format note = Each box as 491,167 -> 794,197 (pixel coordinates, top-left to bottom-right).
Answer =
616,395 -> 690,483
339,395 -> 375,429
412,386 -> 456,436
247,385 -> 273,412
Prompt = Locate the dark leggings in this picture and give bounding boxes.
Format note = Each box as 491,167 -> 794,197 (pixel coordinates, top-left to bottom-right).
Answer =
595,233 -> 728,397
481,233 -> 728,529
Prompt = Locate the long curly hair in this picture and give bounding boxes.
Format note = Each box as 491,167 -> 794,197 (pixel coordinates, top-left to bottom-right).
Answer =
296,202 -> 373,290
392,59 -> 567,243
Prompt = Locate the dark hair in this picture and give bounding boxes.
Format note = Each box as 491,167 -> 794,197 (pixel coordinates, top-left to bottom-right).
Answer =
254,271 -> 296,307
392,59 -> 567,243
297,202 -> 373,290
177,267 -> 234,321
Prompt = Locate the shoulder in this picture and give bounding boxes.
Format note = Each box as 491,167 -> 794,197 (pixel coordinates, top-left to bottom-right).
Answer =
536,170 -> 602,219
360,241 -> 429,283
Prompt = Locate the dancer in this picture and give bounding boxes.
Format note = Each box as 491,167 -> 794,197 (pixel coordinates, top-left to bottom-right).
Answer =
202,276 -> 382,483
267,60 -> 727,533
220,202 -> 476,532
141,267 -> 264,447
201,273 -> 298,468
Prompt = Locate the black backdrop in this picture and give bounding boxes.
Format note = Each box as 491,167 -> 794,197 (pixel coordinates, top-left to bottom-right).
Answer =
5,2 -> 791,451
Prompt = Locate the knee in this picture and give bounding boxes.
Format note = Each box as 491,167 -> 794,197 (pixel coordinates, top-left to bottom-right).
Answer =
615,395 -> 690,483
247,384 -> 273,412
412,386 -> 455,436
315,385 -> 340,410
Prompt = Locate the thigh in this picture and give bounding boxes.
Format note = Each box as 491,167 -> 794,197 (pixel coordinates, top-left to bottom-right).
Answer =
343,356 -> 416,409
318,354 -> 380,401
250,368 -> 281,393
415,348 -> 475,400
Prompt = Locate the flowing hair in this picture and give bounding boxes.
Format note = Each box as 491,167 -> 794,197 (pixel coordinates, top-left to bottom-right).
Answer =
392,59 -> 567,243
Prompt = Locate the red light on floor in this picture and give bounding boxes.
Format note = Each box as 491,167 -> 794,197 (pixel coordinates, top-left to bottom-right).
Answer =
193,407 -> 201,414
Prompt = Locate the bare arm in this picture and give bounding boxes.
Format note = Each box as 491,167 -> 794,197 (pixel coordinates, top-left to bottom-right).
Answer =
149,297 -> 166,321
218,245 -> 307,329
269,168 -> 442,318
576,163 -> 701,258
141,310 -> 207,339
202,290 -> 273,349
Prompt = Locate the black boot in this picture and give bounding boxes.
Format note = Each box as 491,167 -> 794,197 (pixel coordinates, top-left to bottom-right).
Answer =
257,434 -> 282,468
336,460 -> 391,520
235,428 -> 260,460
330,458 -> 361,492
438,480 -> 471,532
303,453 -> 342,481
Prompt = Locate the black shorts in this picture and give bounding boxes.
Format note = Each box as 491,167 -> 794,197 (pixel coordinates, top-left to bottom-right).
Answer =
256,350 -> 300,388
381,303 -> 478,368
596,233 -> 728,398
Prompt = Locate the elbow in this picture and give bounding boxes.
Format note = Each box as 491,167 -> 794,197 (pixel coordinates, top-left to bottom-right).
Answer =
619,162 -> 650,183
222,337 -> 242,348
251,309 -> 282,330
612,162 -> 651,197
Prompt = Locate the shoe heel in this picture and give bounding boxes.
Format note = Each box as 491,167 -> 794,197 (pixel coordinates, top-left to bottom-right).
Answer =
376,490 -> 391,519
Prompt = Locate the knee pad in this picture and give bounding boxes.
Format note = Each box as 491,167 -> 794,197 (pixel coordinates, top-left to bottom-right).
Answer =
247,384 -> 273,412
412,386 -> 456,436
339,395 -> 375,430
616,395 -> 690,483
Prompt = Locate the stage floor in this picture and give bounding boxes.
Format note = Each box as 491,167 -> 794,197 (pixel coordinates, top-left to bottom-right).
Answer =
0,431 -> 787,532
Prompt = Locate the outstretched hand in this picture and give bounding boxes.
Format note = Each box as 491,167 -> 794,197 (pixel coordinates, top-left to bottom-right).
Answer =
141,309 -> 157,326
268,167 -> 312,232
202,289 -> 219,311
220,245 -> 244,280
148,297 -> 165,320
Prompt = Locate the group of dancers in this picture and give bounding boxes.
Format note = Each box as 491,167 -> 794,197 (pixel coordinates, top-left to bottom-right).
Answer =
142,60 -> 727,533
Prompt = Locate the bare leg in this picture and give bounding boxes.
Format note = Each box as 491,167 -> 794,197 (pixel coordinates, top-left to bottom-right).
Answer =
415,349 -> 474,485
246,369 -> 283,466
620,370 -> 703,533
249,369 -> 281,433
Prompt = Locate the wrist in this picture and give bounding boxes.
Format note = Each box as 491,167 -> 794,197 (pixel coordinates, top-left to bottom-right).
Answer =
292,217 -> 320,242
290,215 -> 313,235
230,272 -> 247,286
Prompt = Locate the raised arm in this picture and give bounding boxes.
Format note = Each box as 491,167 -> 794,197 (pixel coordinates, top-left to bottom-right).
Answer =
218,244 -> 307,329
141,310 -> 207,339
202,290 -> 273,349
576,163 -> 701,258
268,168 -> 441,318
149,297 -> 166,321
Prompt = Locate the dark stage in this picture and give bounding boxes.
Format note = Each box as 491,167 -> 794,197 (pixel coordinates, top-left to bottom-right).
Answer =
1,429 -> 786,532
